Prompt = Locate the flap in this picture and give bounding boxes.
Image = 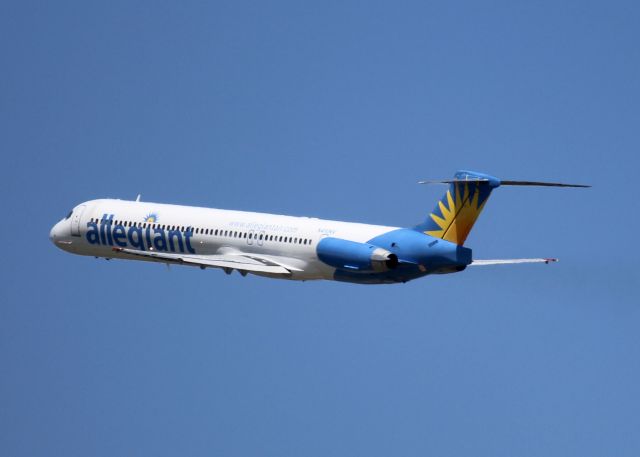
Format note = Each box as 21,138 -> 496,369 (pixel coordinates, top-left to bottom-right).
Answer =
112,248 -> 293,275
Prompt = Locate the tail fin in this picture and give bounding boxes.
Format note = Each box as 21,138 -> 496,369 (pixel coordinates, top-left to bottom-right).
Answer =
415,170 -> 590,246
416,170 -> 500,245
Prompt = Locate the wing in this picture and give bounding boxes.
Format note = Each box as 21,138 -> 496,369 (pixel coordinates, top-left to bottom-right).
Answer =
470,258 -> 558,266
112,247 -> 299,275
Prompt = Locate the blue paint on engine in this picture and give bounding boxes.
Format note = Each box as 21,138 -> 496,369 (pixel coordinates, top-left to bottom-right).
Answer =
317,237 -> 385,271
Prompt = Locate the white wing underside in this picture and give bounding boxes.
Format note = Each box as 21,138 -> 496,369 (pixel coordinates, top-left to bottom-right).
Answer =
113,247 -> 301,275
470,258 -> 557,266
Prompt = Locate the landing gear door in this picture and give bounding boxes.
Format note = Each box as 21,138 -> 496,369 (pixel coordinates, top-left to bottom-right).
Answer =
71,205 -> 86,237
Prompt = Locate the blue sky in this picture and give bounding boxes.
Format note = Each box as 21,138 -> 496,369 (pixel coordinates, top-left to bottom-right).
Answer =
1,0 -> 639,455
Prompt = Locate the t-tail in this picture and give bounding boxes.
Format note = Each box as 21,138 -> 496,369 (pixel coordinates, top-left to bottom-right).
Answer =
415,170 -> 590,246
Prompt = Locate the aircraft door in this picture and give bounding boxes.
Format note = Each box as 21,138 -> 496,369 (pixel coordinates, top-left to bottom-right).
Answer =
70,205 -> 86,237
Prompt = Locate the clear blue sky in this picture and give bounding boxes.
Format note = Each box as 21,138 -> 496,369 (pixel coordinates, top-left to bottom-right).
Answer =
2,1 -> 639,455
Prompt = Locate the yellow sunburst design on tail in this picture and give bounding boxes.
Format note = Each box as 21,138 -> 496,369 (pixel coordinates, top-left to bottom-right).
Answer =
425,183 -> 488,245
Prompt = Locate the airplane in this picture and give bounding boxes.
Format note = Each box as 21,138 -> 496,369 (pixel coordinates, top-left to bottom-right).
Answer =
49,170 -> 588,285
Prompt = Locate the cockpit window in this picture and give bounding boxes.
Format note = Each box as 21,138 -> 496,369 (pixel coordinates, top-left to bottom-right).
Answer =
65,210 -> 73,220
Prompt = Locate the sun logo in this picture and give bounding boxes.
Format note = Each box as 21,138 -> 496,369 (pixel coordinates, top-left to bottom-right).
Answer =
144,212 -> 159,223
425,182 -> 488,245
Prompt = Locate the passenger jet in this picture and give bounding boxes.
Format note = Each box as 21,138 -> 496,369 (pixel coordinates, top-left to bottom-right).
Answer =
50,170 -> 588,284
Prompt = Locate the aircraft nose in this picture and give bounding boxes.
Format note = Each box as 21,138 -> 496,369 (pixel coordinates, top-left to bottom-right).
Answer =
49,224 -> 57,243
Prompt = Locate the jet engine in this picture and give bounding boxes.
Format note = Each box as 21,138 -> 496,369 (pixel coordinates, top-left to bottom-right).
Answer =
316,237 -> 399,272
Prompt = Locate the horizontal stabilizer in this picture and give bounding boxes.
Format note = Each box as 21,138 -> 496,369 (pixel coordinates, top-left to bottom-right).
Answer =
500,180 -> 590,188
419,179 -> 590,188
470,258 -> 558,266
418,179 -> 489,184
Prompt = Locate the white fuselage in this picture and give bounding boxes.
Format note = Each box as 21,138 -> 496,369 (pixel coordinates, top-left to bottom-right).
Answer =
50,199 -> 400,281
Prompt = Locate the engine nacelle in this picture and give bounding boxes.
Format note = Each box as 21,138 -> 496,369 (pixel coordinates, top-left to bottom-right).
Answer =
316,237 -> 399,272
